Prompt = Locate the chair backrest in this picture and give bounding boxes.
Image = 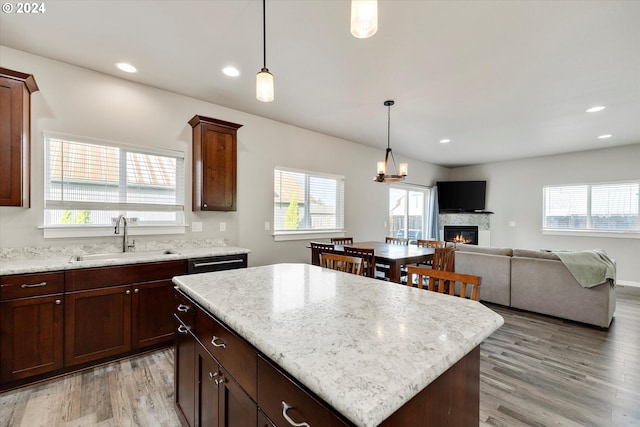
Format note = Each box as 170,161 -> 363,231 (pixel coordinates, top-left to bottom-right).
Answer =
432,246 -> 455,271
406,265 -> 481,301
310,242 -> 335,266
320,252 -> 363,275
386,237 -> 409,245
331,237 -> 354,245
416,239 -> 446,249
343,246 -> 376,277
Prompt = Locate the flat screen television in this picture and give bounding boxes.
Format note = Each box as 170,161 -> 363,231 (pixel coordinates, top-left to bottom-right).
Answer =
436,181 -> 486,212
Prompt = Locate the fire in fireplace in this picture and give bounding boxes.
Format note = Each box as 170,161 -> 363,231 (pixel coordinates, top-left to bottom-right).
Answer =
443,225 -> 479,245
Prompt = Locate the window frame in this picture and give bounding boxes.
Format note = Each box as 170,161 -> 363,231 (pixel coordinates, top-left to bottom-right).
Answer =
42,131 -> 186,238
542,180 -> 640,239
273,166 -> 345,241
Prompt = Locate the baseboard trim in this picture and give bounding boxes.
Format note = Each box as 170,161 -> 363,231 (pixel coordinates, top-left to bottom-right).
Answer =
617,280 -> 640,288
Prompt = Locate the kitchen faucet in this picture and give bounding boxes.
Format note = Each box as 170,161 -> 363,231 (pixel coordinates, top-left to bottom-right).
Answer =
114,215 -> 135,252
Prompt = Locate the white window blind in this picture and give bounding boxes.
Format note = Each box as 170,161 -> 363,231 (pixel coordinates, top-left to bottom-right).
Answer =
273,167 -> 344,234
543,182 -> 639,232
44,133 -> 184,227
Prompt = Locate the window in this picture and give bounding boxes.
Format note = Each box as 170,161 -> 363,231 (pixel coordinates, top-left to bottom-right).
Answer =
543,181 -> 639,232
273,167 -> 344,237
389,185 -> 431,243
44,133 -> 185,231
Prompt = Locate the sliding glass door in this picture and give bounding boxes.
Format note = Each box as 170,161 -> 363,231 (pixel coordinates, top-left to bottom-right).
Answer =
389,186 -> 430,243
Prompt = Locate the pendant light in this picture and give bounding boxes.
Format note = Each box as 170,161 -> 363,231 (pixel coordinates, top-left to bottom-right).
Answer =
351,0 -> 378,38
374,100 -> 408,183
256,0 -> 274,102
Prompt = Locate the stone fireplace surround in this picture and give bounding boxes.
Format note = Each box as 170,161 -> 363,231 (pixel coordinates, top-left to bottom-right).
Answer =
439,213 -> 491,246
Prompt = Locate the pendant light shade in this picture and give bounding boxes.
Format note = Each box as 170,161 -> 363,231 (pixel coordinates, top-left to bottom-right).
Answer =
257,0 -> 274,102
351,0 -> 378,38
374,100 -> 408,183
256,68 -> 274,102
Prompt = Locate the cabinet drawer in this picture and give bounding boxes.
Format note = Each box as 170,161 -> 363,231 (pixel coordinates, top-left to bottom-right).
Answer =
1,272 -> 65,300
66,260 -> 186,291
258,356 -> 349,427
195,308 -> 257,400
174,288 -> 195,328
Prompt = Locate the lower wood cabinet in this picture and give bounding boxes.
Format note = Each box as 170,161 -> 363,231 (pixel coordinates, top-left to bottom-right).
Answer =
175,311 -> 197,427
0,272 -> 64,383
133,278 -> 177,349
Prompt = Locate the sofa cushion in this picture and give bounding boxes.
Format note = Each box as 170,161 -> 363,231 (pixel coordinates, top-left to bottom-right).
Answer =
512,248 -> 560,260
455,244 -> 513,257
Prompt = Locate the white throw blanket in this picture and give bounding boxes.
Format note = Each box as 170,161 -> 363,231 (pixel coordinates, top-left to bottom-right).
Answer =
554,250 -> 616,288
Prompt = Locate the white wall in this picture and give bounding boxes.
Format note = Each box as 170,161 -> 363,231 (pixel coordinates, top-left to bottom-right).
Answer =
449,144 -> 640,285
0,46 -> 449,266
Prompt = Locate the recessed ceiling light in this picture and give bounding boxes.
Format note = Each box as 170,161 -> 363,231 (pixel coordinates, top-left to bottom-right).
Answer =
586,106 -> 606,113
439,139 -> 451,144
116,63 -> 137,73
222,66 -> 240,77
598,134 -> 612,139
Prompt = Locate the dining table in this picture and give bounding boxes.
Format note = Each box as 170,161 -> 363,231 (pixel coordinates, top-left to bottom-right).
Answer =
334,241 -> 435,283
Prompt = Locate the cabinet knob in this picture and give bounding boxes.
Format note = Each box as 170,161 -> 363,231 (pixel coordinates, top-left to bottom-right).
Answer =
214,375 -> 226,387
282,401 -> 310,427
55,299 -> 62,305
208,371 -> 218,381
134,288 -> 139,293
203,203 -> 208,208
125,290 -> 131,295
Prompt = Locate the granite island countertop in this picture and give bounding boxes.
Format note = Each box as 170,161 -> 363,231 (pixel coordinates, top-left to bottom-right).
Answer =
0,243 -> 250,275
173,263 -> 504,427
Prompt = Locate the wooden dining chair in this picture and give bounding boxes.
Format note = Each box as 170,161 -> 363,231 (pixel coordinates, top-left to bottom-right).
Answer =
416,239 -> 446,248
406,265 -> 481,301
344,246 -> 376,278
320,252 -> 363,275
310,242 -> 335,266
432,246 -> 455,272
385,237 -> 409,245
331,237 -> 354,245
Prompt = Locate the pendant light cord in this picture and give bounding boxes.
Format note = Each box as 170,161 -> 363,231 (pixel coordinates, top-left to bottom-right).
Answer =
262,0 -> 267,69
387,103 -> 391,150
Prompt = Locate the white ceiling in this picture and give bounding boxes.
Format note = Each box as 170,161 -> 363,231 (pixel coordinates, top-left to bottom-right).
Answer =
1,0 -> 639,167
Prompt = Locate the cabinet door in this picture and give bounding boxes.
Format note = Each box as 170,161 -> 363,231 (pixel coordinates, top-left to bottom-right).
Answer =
0,69 -> 37,207
64,285 -> 132,367
218,366 -> 257,427
175,317 -> 196,427
0,294 -> 63,382
197,346 -> 220,427
258,410 -> 276,427
132,279 -> 175,349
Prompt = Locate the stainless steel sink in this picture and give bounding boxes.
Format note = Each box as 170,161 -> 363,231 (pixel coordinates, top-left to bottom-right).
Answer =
69,250 -> 178,263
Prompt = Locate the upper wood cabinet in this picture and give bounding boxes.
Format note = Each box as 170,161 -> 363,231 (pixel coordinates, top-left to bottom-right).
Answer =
189,115 -> 242,211
0,68 -> 39,207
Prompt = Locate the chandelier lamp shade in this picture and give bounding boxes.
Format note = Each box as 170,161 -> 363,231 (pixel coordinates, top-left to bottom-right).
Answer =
256,0 -> 274,102
374,100 -> 408,183
351,0 -> 378,38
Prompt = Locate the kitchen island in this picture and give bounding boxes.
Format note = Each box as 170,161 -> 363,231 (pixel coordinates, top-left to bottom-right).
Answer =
172,263 -> 503,427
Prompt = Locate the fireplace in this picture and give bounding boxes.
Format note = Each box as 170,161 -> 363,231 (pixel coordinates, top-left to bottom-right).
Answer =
444,225 -> 479,245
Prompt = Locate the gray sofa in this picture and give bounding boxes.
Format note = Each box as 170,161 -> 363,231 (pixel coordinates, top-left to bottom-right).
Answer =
454,245 -> 616,328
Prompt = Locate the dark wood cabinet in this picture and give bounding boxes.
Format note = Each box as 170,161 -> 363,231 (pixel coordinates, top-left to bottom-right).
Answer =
189,115 -> 242,211
132,278 -> 176,349
175,291 -> 197,427
64,284 -> 132,366
0,271 -> 64,382
0,67 -> 39,207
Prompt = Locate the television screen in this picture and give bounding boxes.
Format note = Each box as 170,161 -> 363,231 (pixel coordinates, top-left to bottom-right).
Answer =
436,181 -> 486,212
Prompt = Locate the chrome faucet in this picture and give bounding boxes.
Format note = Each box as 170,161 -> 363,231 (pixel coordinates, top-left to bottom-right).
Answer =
114,215 -> 135,252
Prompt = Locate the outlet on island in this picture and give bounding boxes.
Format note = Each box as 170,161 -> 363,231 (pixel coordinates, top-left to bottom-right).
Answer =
220,222 -> 226,232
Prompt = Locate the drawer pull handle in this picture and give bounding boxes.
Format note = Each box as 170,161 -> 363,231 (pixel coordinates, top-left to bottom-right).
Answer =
282,401 -> 310,427
211,336 -> 226,349
21,282 -> 47,289
193,259 -> 243,268
177,325 -> 189,334
177,304 -> 189,312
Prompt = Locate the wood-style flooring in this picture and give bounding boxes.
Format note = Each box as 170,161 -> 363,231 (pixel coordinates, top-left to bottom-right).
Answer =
1,286 -> 638,427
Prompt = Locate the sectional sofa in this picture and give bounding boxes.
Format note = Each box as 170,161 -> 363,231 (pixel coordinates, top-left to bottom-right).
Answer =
454,244 -> 616,328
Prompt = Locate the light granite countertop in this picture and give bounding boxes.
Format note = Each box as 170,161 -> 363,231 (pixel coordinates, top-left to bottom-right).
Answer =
173,263 -> 504,427
0,241 -> 250,275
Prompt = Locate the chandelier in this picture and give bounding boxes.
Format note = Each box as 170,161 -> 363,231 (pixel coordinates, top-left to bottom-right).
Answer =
374,100 -> 408,183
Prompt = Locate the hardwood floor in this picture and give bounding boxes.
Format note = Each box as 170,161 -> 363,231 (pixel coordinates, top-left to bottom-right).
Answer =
1,286 -> 638,426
